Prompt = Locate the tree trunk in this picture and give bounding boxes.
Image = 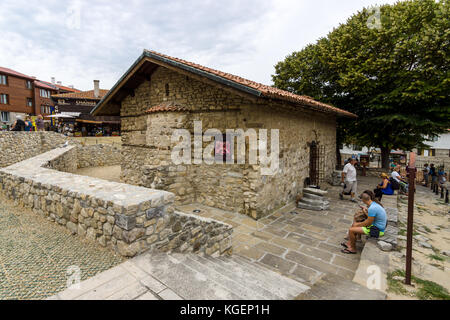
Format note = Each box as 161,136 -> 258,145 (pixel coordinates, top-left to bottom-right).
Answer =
381,146 -> 390,169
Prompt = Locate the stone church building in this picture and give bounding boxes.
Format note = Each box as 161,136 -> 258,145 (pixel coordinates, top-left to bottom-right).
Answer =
92,50 -> 356,219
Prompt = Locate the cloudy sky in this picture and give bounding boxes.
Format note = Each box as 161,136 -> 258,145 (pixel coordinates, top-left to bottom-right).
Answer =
0,0 -> 398,91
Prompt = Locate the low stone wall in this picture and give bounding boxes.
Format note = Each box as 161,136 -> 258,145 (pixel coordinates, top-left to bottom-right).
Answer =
0,146 -> 232,257
77,144 -> 122,169
0,132 -> 69,168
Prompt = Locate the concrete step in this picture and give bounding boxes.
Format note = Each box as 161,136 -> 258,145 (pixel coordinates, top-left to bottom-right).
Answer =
189,254 -> 285,300
133,252 -> 242,300
296,274 -> 386,300
170,253 -> 266,300
53,250 -> 311,300
218,255 -> 310,299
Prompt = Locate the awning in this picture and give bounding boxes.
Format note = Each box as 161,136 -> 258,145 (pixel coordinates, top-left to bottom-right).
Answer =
45,114 -> 75,118
76,119 -> 120,124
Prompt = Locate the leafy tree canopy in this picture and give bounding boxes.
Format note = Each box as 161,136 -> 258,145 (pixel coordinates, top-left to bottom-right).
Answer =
272,0 -> 450,167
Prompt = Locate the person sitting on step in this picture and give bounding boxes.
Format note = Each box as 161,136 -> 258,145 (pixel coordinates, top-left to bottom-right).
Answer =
392,166 -> 408,194
374,173 -> 394,201
341,190 -> 387,254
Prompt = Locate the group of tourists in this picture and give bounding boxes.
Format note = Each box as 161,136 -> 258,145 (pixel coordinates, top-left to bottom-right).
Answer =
338,156 -> 448,254
10,115 -> 45,132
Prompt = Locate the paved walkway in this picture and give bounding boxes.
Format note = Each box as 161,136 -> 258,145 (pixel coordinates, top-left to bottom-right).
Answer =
0,194 -> 124,300
178,176 -> 386,285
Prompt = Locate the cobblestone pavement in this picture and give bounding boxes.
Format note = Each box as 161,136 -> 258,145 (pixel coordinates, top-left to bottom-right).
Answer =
0,194 -> 124,300
179,176 -> 385,285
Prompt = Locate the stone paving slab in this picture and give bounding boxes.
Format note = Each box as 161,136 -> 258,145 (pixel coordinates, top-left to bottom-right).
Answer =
0,194 -> 124,300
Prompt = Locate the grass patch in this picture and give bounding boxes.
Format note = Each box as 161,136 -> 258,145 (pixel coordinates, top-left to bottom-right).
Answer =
388,270 -> 450,300
423,226 -> 433,233
399,229 -> 406,236
428,254 -> 445,261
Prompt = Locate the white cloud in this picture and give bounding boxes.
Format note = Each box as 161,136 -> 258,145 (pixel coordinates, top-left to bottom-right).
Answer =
0,0 -> 398,91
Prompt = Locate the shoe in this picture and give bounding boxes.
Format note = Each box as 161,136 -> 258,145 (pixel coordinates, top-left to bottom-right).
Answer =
339,193 -> 343,200
350,199 -> 357,203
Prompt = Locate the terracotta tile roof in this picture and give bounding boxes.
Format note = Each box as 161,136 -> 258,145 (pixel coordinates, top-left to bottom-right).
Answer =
144,50 -> 356,118
0,66 -> 35,80
52,89 -> 109,100
35,80 -> 57,90
146,102 -> 189,113
54,84 -> 81,93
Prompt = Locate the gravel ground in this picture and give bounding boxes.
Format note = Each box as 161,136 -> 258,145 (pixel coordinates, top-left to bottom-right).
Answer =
0,193 -> 124,300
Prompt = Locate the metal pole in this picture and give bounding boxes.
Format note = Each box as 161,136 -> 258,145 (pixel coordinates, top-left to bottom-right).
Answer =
405,152 -> 416,286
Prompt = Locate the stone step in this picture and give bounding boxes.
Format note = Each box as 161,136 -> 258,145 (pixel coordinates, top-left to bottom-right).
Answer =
297,202 -> 330,211
302,192 -> 326,201
191,254 -> 286,300
132,252 -> 242,300
296,274 -> 386,300
192,254 -> 296,300
299,196 -> 330,206
170,253 -> 266,300
303,188 -> 328,197
219,255 -> 310,299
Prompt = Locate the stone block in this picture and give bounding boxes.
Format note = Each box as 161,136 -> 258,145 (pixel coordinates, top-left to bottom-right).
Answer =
115,213 -> 136,231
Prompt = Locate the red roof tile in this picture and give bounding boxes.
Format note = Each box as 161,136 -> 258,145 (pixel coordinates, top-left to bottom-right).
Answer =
144,50 -> 356,118
0,66 -> 35,80
35,80 -> 57,90
52,89 -> 109,100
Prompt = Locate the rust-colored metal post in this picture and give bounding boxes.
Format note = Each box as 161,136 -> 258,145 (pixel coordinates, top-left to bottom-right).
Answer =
405,152 -> 416,285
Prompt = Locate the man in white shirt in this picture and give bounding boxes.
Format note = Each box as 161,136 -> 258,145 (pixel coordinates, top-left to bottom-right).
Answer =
392,166 -> 408,193
340,158 -> 358,202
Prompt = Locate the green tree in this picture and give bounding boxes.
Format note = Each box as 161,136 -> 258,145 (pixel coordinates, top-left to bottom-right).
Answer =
273,0 -> 450,168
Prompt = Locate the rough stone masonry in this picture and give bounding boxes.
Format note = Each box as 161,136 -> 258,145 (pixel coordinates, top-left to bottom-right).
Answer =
119,67 -> 337,219
0,133 -> 232,257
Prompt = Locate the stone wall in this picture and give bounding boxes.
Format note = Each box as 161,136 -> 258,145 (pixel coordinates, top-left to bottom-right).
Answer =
0,146 -> 232,257
120,66 -> 337,219
0,132 -> 69,168
76,144 -> 122,169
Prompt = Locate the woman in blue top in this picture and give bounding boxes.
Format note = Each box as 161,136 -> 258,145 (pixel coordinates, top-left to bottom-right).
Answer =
373,173 -> 394,201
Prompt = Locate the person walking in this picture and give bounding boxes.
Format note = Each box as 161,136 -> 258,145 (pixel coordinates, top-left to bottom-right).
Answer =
24,116 -> 33,131
422,164 -> 430,187
340,158 -> 358,202
429,164 -> 438,190
36,114 -> 45,132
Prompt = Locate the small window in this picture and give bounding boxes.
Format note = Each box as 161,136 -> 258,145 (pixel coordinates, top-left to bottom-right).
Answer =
0,94 -> 8,104
0,75 -> 7,85
26,80 -> 33,89
0,111 -> 9,122
165,83 -> 169,97
27,98 -> 33,107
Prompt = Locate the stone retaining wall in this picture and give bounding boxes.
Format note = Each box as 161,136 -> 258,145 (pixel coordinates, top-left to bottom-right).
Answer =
0,146 -> 233,257
0,132 -> 69,168
0,131 -> 122,170
77,144 -> 121,169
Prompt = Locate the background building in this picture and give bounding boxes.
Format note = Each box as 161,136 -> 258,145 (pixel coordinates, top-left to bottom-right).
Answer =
51,80 -> 119,136
0,66 -> 80,130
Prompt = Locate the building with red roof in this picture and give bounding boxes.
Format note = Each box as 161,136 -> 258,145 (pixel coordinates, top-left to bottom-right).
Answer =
92,50 -> 357,218
0,66 -> 81,129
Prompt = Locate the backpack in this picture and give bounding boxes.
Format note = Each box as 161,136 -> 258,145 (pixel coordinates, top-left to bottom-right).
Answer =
389,177 -> 400,190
